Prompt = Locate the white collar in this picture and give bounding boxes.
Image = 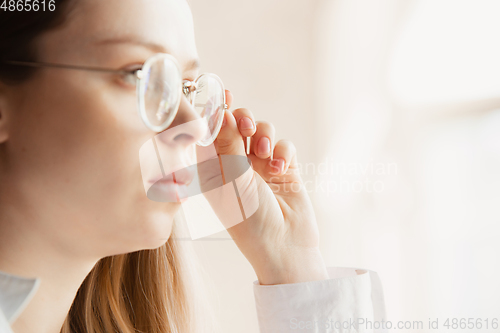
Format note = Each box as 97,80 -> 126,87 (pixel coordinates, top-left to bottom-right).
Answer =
0,269 -> 40,331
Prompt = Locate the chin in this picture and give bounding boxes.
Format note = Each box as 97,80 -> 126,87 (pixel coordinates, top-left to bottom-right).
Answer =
133,206 -> 179,251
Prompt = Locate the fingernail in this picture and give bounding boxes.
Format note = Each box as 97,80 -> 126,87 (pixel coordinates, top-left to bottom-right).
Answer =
258,137 -> 270,155
239,117 -> 254,130
222,115 -> 227,127
271,158 -> 285,174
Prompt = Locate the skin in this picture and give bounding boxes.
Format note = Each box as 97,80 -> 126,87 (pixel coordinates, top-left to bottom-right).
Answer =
0,0 -> 329,332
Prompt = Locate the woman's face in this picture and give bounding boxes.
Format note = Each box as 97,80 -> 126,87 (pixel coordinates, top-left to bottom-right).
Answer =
0,0 -> 204,257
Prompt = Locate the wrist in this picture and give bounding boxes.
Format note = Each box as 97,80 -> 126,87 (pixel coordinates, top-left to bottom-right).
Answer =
254,248 -> 329,285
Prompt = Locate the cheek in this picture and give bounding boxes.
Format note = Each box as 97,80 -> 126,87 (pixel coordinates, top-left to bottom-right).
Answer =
15,72 -> 137,186
9,72 -> 178,245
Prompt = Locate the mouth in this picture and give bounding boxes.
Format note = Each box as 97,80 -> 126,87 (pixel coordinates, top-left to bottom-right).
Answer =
147,165 -> 195,203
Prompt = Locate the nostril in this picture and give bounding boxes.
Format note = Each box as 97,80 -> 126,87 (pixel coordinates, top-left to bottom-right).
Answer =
173,133 -> 194,143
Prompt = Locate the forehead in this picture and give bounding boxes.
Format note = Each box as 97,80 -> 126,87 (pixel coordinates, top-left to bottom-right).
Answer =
41,0 -> 198,69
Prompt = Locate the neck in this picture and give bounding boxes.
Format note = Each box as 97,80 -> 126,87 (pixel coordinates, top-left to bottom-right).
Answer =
0,206 -> 99,333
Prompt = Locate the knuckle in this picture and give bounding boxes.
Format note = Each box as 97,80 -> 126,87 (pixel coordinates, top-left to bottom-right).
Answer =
233,107 -> 250,115
278,139 -> 296,152
216,137 -> 236,151
256,120 -> 275,132
233,108 -> 255,122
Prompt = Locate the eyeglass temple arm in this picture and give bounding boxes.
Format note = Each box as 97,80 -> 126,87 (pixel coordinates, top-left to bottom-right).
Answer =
2,60 -> 137,77
5,60 -> 228,109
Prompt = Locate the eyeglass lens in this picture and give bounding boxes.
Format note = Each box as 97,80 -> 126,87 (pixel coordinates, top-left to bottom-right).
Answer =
140,56 -> 181,130
192,74 -> 225,146
140,55 -> 225,146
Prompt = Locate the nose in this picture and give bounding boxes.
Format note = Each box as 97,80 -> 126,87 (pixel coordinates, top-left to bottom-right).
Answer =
154,95 -> 207,147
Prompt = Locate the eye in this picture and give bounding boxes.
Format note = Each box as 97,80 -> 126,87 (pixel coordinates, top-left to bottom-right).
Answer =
117,64 -> 143,88
120,71 -> 138,87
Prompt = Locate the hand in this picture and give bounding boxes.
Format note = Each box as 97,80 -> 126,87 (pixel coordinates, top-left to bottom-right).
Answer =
208,90 -> 329,285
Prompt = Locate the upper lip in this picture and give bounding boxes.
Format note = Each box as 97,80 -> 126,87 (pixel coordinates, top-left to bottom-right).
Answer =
148,165 -> 194,187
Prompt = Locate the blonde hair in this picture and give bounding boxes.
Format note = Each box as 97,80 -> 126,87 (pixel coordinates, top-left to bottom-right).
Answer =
60,221 -> 215,333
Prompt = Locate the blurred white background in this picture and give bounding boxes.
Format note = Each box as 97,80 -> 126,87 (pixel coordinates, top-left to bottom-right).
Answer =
187,0 -> 500,332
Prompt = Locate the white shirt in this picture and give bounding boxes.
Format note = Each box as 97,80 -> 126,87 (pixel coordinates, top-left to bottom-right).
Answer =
0,266 -> 386,333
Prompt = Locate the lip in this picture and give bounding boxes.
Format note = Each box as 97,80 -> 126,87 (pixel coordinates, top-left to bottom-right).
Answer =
146,165 -> 195,202
148,177 -> 190,186
150,181 -> 189,203
149,163 -> 194,184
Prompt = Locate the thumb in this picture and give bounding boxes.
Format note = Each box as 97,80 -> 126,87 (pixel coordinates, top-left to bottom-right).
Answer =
214,109 -> 248,157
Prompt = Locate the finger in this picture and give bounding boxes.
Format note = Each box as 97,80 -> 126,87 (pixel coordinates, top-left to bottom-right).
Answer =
267,139 -> 297,177
215,108 -> 246,157
232,107 -> 256,138
225,89 -> 233,109
250,121 -> 275,159
249,139 -> 301,183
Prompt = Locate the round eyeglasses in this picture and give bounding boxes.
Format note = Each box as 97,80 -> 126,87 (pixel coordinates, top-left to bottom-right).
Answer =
2,53 -> 228,146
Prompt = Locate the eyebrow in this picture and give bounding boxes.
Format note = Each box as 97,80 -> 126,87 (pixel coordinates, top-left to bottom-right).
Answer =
95,37 -> 201,71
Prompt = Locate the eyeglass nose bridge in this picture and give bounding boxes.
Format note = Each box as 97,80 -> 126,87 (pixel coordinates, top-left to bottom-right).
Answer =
182,80 -> 197,105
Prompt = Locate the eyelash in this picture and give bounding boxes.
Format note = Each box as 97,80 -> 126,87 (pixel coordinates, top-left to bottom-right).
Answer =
120,72 -> 138,87
113,63 -> 141,89
117,65 -> 197,89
